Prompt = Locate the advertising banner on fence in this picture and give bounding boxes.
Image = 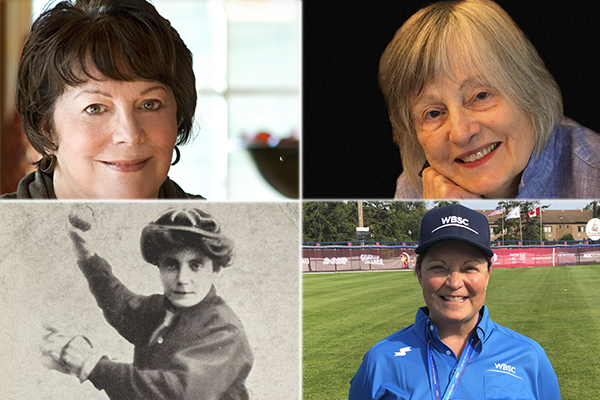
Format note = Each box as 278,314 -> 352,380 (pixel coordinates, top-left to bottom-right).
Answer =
303,245 -> 600,272
302,247 -> 416,272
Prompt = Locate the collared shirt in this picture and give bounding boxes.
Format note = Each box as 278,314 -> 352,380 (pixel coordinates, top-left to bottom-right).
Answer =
349,306 -> 560,400
393,118 -> 600,199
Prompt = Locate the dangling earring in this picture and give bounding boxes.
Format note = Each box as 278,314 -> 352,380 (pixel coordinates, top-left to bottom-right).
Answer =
171,146 -> 181,166
40,154 -> 57,173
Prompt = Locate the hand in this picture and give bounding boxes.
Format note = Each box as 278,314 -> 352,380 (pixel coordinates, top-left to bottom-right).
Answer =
422,166 -> 482,199
41,325 -> 94,377
41,325 -> 72,374
68,205 -> 96,261
60,336 -> 94,376
68,204 -> 95,232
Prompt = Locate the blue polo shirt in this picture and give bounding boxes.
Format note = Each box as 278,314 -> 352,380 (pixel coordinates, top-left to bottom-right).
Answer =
349,306 -> 560,400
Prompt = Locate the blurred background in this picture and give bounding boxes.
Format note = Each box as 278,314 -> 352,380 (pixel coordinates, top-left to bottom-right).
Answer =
0,0 -> 300,199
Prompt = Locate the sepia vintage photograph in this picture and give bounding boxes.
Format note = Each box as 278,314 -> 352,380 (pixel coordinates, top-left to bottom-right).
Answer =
0,201 -> 300,399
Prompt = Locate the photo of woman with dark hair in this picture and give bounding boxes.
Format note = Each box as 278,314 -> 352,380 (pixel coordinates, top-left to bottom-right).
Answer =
0,202 -> 299,400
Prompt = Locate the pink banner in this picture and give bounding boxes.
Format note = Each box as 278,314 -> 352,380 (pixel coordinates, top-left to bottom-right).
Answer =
302,247 -> 416,272
302,246 -> 600,272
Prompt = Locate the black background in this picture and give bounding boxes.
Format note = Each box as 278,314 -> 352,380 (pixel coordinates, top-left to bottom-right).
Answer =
302,1 -> 600,199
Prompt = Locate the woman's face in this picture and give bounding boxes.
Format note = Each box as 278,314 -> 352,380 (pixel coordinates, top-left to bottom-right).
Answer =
51,76 -> 178,199
158,247 -> 216,308
412,70 -> 535,198
416,240 -> 490,332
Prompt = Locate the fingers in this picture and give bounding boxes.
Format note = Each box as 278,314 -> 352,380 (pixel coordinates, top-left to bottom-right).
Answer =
422,167 -> 482,199
60,336 -> 93,374
40,326 -> 72,373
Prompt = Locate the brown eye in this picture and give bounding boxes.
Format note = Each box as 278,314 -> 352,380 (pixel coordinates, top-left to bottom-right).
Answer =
85,104 -> 105,114
142,100 -> 161,111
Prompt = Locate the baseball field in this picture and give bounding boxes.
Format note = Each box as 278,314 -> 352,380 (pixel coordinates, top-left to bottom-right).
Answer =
303,264 -> 600,399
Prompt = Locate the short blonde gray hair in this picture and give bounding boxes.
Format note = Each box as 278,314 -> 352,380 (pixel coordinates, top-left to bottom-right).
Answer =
379,0 -> 563,194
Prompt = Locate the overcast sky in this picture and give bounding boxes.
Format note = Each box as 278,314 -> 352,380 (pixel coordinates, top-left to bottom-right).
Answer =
460,200 -> 596,211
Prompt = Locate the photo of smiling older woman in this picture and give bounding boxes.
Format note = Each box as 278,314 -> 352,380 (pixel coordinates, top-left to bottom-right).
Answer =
0,202 -> 299,400
1,0 -> 199,199
382,0 -> 600,199
349,204 -> 560,399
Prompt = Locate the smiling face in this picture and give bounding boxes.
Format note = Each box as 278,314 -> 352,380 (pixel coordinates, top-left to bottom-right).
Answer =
51,76 -> 178,199
412,70 -> 536,198
416,240 -> 490,333
158,247 -> 216,309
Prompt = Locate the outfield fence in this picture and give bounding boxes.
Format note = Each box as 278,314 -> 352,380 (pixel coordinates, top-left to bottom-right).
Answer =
302,244 -> 600,272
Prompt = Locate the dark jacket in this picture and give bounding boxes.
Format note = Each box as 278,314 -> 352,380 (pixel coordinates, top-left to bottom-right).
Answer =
0,169 -> 204,199
79,254 -> 253,400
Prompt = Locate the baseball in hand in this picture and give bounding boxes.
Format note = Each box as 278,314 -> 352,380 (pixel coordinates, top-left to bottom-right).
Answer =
69,205 -> 95,231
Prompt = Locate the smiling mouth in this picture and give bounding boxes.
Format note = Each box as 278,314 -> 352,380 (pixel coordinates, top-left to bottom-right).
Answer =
100,158 -> 151,171
441,296 -> 468,302
456,142 -> 500,163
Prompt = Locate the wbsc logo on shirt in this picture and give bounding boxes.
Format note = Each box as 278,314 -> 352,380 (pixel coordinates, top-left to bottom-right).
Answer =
487,362 -> 523,380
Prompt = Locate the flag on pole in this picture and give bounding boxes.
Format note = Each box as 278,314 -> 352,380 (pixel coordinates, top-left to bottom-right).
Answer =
487,206 -> 503,218
505,206 -> 521,220
526,207 -> 541,219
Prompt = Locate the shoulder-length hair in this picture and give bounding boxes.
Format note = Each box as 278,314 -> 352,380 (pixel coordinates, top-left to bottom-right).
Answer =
379,0 -> 563,195
17,0 -> 197,160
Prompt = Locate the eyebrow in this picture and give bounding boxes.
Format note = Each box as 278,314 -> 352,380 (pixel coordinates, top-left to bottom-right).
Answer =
140,85 -> 169,96
425,258 -> 483,265
73,84 -> 168,100
413,77 -> 483,105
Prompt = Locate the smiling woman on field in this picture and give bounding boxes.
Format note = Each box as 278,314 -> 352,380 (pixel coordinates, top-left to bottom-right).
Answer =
382,0 -> 600,199
1,0 -> 202,199
349,204 -> 561,400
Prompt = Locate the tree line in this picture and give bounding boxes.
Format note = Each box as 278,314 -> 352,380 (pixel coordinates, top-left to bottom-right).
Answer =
302,201 -> 598,243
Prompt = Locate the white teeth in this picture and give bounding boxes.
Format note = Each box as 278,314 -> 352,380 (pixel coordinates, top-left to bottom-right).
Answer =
443,296 -> 466,302
460,142 -> 499,163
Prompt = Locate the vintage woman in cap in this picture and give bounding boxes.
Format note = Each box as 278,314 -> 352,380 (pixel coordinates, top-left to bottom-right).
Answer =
381,0 -> 600,199
2,0 -> 202,199
42,207 -> 253,399
349,204 -> 560,399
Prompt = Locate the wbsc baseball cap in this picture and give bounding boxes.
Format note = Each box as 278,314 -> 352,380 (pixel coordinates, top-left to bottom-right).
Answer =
416,204 -> 493,258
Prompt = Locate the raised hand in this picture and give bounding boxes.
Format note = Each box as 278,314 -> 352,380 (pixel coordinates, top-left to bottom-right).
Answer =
67,205 -> 96,261
422,166 -> 482,199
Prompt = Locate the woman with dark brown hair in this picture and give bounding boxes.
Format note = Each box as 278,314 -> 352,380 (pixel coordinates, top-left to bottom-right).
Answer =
2,0 -> 201,199
42,207 -> 253,399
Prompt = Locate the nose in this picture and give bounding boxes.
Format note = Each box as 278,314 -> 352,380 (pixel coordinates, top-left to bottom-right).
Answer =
176,265 -> 192,285
447,108 -> 481,147
112,109 -> 145,145
446,271 -> 464,290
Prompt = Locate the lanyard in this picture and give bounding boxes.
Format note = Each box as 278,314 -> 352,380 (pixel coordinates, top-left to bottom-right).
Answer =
425,318 -> 479,400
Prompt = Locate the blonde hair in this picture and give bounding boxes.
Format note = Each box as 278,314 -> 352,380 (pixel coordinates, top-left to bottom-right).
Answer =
379,0 -> 563,195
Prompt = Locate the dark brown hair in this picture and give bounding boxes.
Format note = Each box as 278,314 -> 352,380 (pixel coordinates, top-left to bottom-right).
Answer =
16,0 -> 197,159
141,208 -> 234,273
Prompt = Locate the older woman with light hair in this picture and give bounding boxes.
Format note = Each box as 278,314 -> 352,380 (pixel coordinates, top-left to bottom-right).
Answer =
381,0 -> 600,199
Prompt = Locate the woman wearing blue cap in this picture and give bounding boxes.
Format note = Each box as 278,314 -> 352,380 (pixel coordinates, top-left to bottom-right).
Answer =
42,207 -> 253,399
349,204 -> 560,399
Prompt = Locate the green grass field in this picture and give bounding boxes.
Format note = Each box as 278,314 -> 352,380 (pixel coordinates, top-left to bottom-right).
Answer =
303,265 -> 600,399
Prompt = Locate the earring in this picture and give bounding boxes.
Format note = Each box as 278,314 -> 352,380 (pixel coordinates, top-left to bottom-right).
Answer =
40,154 -> 57,173
171,146 -> 181,166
